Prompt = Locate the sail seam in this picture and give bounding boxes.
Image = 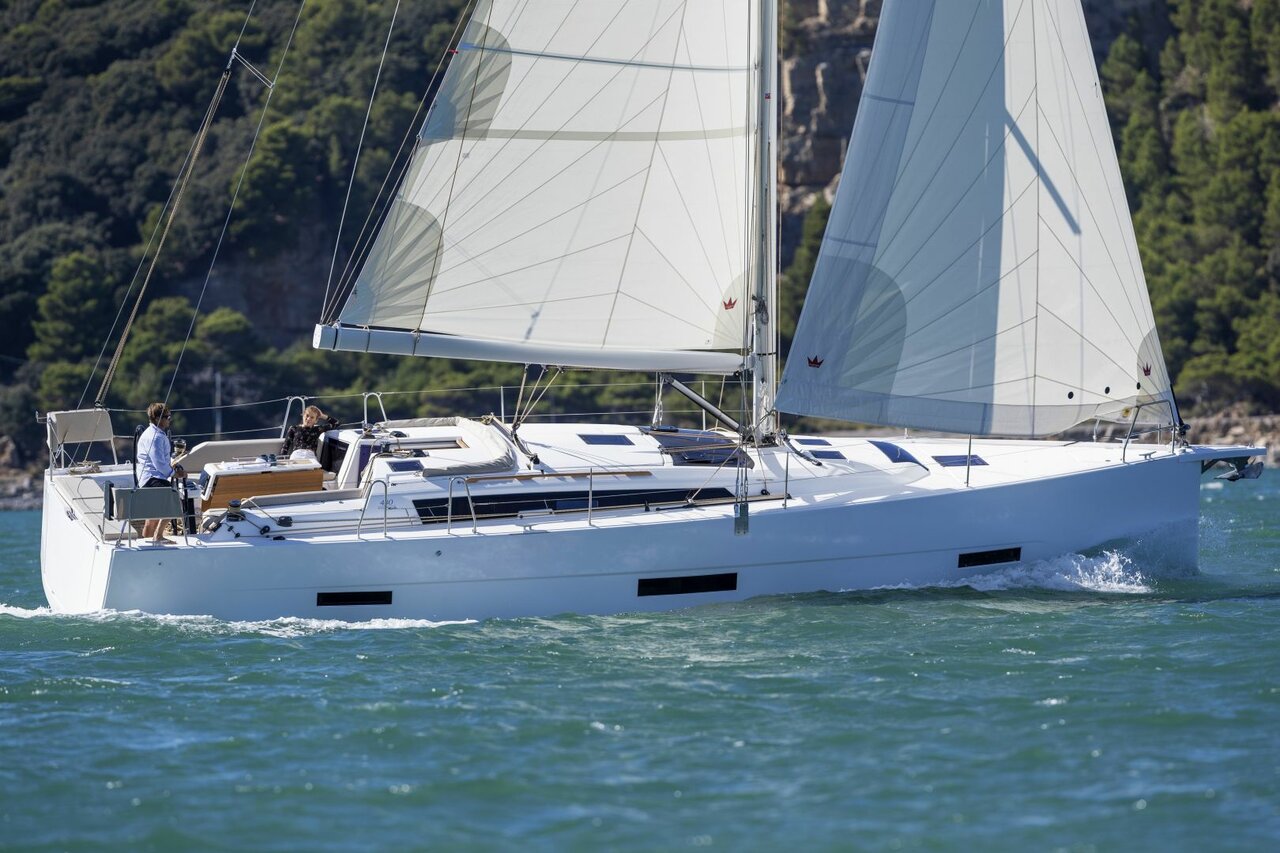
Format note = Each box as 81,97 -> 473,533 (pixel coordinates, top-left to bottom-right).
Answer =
1035,217 -> 1147,364
455,41 -> 749,73
634,225 -> 724,331
650,145 -> 736,332
882,105 -> 1037,304
855,1 -> 1003,259
414,0 -> 497,330
681,4 -> 742,294
424,125 -> 747,142
599,0 -> 692,347
898,251 -> 1039,343
1038,4 -> 1148,333
844,8 -> 1030,277
418,1 -> 673,229
1032,301 -> 1145,379
425,165 -> 647,282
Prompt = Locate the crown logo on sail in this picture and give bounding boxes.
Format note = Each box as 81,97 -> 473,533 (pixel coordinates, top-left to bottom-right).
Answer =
1142,363 -> 1152,377
722,298 -> 737,310
807,356 -> 823,368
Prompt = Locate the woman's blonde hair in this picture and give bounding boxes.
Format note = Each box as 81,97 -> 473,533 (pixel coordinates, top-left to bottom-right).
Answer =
303,405 -> 323,420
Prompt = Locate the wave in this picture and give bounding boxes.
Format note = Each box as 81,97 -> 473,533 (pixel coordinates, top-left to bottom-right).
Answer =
0,604 -> 474,635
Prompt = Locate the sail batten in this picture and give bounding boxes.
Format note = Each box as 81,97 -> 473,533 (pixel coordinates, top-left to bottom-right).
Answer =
776,0 -> 1176,437
327,0 -> 758,372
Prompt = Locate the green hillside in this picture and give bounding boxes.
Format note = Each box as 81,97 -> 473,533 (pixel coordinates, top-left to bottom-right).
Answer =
2,0 -> 1278,463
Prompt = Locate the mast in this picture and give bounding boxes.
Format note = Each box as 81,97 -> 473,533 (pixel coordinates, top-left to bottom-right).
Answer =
750,0 -> 779,440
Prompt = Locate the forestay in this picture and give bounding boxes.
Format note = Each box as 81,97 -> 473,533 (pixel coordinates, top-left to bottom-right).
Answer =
320,0 -> 760,374
776,0 -> 1177,436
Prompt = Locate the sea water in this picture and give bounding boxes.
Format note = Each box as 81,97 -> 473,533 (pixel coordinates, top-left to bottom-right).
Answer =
1,473 -> 1277,850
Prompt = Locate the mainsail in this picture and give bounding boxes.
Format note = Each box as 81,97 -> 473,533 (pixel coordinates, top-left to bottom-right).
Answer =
318,0 -> 762,374
776,0 -> 1177,436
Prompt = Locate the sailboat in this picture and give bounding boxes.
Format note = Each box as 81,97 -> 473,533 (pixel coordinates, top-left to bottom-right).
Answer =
40,0 -> 1262,621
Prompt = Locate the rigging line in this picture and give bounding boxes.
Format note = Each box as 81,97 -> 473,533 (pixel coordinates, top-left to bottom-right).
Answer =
162,0 -> 308,407
77,119 -> 205,409
522,367 -> 563,426
323,0 -> 402,312
325,0 -> 476,321
232,0 -> 259,53
85,0 -> 266,408
95,69 -> 230,406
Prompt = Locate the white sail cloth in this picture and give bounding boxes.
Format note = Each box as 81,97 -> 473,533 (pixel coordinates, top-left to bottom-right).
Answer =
323,0 -> 759,374
776,0 -> 1177,436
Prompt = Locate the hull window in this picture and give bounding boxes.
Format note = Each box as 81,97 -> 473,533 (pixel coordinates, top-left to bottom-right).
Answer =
317,590 -> 393,606
413,487 -> 733,523
957,547 -> 1022,569
638,572 -> 738,597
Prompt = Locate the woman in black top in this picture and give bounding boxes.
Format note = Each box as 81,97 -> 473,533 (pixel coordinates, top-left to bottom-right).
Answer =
281,405 -> 339,459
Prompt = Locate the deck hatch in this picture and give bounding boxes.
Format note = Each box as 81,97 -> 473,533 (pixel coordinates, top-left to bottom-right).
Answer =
317,590 -> 393,606
637,572 -> 737,597
795,438 -> 832,446
869,440 -> 924,467
579,434 -> 634,445
957,547 -> 1022,568
810,450 -> 846,460
933,455 -> 988,468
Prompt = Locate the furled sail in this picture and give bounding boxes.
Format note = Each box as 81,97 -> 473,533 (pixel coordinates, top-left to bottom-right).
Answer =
776,0 -> 1177,436
318,0 -> 760,374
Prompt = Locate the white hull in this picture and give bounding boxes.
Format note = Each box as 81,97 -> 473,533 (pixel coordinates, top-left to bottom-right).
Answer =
40,429 -> 1256,623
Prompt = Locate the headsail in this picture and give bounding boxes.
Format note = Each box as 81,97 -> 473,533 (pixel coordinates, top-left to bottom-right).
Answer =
319,0 -> 761,375
776,0 -> 1177,436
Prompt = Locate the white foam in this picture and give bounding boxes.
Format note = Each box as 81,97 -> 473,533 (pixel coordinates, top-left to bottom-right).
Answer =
954,550 -> 1152,593
0,604 -> 52,619
0,604 -> 473,635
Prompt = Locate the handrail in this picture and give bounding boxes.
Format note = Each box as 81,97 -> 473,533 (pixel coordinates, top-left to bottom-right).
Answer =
454,467 -> 654,486
363,392 -> 388,427
446,476 -> 478,534
356,478 -> 390,539
1121,399 -> 1178,463
280,395 -> 308,439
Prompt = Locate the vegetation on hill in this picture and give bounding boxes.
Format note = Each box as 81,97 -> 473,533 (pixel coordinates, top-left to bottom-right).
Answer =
1,0 -> 1278,464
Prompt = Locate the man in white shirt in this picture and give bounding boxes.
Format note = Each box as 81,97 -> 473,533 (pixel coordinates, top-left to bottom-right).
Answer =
137,402 -> 185,543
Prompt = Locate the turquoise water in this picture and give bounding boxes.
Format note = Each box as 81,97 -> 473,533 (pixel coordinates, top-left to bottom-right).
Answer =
1,474 -> 1277,850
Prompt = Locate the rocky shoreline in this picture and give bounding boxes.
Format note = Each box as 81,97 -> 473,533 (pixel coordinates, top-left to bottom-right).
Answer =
2,412 -> 1273,512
